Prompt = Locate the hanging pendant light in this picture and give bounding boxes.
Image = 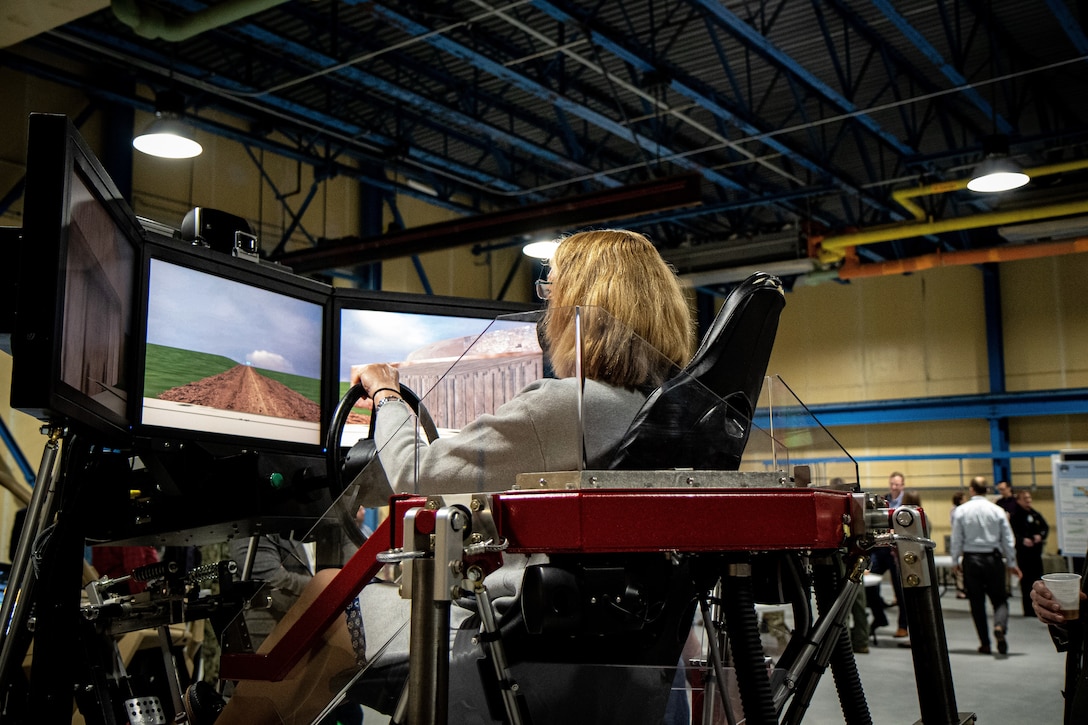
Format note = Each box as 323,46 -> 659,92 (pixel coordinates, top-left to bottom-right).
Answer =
133,90 -> 203,159
967,135 -> 1028,193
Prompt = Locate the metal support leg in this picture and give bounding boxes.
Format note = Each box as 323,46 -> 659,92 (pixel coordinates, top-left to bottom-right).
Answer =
774,555 -> 866,714
407,558 -> 449,725
403,503 -> 467,725
698,592 -> 737,725
471,573 -> 524,725
0,426 -> 64,689
892,506 -> 973,725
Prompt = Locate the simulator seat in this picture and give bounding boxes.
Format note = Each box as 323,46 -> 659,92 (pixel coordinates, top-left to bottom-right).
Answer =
347,273 -> 790,724
608,270 -> 785,471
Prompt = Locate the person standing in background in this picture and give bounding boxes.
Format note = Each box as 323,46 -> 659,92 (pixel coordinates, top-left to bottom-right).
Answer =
951,491 -> 967,599
1011,490 -> 1049,616
952,476 -> 1021,655
996,480 -> 1019,517
868,472 -> 909,638
228,534 -> 313,648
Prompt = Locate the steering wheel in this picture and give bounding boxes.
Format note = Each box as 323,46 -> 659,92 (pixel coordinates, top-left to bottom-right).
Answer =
326,382 -> 440,547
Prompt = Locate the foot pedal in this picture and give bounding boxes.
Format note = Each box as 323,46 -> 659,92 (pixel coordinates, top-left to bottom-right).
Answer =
125,696 -> 168,724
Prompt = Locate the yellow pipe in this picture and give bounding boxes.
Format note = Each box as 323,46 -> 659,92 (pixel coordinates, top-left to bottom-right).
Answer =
891,157 -> 1088,222
816,197 -> 1088,264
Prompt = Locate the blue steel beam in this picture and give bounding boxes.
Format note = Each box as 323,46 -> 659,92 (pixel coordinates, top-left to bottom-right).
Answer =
870,0 -> 1011,136
152,0 -> 609,191
50,29 -> 521,205
530,0 -> 896,224
801,388 -> 1088,428
364,2 -> 761,197
691,0 -> 916,157
1046,0 -> 1088,55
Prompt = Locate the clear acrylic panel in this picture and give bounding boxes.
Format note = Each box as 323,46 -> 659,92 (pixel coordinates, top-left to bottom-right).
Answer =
749,374 -> 859,489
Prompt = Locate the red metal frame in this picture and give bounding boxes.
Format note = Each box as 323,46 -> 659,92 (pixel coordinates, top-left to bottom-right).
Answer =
493,488 -> 851,553
219,488 -> 851,681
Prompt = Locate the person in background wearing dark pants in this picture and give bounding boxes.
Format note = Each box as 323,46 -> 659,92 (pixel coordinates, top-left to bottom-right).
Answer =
1011,489 -> 1049,616
952,476 -> 1021,655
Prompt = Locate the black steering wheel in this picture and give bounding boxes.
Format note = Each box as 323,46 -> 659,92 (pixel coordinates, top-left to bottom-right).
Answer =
326,382 -> 440,547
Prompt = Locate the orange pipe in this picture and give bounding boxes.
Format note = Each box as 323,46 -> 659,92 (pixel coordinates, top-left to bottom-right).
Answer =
837,237 -> 1088,279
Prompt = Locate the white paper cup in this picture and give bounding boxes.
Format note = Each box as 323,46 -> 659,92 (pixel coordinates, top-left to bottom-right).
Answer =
1042,573 -> 1082,620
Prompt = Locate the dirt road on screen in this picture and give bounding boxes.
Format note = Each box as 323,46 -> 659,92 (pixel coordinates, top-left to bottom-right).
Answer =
158,365 -> 320,422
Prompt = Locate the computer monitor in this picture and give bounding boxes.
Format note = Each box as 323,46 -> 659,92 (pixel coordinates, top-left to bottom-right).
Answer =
137,236 -> 331,452
11,114 -> 144,437
331,289 -> 537,445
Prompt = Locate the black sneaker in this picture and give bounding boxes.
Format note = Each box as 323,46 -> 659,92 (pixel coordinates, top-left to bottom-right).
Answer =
183,681 -> 225,724
994,626 -> 1008,655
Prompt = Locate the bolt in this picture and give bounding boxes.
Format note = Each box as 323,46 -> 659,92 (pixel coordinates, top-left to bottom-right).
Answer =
589,596 -> 598,604
470,497 -> 482,511
895,509 -> 915,527
903,552 -> 918,565
538,477 -> 547,488
906,574 -> 921,587
470,532 -> 484,545
687,477 -> 695,487
425,500 -> 439,510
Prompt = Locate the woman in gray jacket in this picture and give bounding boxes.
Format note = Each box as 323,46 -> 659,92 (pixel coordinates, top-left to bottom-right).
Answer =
208,229 -> 694,725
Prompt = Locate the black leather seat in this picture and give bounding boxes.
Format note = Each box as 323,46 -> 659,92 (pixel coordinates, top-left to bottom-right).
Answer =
608,271 -> 786,471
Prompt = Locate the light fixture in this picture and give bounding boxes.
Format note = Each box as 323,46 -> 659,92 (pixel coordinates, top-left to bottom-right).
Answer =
967,135 -> 1028,193
133,90 -> 203,159
522,240 -> 559,259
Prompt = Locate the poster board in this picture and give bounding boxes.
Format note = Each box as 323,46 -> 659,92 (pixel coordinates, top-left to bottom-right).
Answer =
1052,450 -> 1088,557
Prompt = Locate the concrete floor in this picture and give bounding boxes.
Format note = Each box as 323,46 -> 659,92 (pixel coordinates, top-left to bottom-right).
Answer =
804,586 -> 1067,724
348,579 -> 1069,725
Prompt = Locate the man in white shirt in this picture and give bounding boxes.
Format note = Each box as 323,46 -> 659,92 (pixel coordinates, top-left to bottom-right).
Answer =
951,476 -> 1021,654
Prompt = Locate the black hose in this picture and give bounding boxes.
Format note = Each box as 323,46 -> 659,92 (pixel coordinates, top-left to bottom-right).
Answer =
720,571 -> 777,725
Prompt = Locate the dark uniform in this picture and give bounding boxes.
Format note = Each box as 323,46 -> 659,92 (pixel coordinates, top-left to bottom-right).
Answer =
1011,503 -> 1049,615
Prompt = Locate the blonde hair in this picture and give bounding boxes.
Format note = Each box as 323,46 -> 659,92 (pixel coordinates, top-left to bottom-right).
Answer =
544,229 -> 694,388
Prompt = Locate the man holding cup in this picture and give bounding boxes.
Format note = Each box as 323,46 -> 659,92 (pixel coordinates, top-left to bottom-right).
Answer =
1032,563 -> 1088,722
951,475 -> 1021,655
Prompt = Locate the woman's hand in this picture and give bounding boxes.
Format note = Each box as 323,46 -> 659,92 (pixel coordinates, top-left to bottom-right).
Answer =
1032,578 -> 1086,625
350,363 -> 400,399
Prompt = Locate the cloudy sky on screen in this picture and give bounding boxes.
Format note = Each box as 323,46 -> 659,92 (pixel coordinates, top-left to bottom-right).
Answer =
145,259 -> 322,378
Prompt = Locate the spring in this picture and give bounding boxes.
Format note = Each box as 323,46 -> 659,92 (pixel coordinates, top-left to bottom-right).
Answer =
131,561 -> 179,582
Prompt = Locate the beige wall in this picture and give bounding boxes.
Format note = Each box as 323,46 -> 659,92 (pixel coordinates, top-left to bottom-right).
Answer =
766,257 -> 1088,551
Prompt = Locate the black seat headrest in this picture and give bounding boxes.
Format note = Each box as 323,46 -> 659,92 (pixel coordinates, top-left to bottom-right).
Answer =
608,272 -> 785,471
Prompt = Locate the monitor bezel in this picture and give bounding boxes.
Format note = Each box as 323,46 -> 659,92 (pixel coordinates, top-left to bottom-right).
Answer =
10,113 -> 146,439
134,233 -> 333,455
